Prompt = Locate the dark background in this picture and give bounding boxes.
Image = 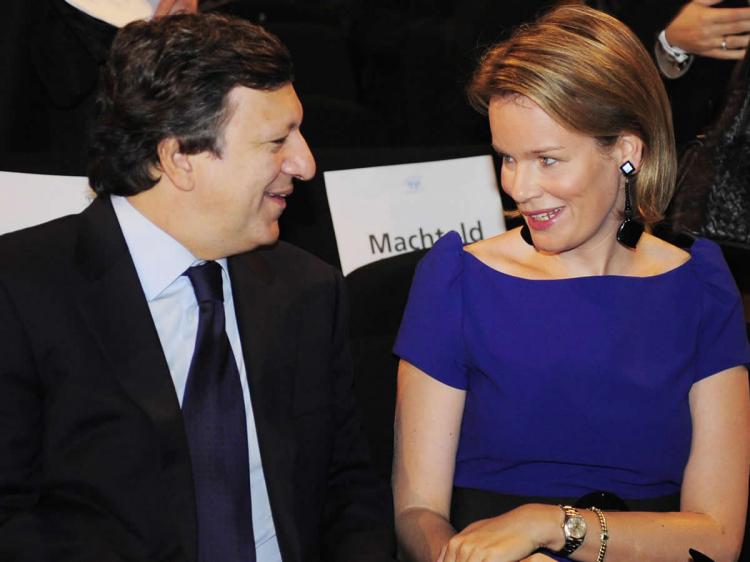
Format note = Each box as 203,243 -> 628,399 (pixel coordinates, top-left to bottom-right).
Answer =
1,0 -> 736,176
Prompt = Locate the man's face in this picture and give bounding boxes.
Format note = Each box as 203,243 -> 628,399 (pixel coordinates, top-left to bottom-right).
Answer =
188,84 -> 315,258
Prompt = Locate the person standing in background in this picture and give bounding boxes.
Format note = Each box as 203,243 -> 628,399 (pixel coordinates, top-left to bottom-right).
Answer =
602,0 -> 750,150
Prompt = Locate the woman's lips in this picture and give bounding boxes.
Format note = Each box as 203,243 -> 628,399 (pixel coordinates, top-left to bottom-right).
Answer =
523,206 -> 564,231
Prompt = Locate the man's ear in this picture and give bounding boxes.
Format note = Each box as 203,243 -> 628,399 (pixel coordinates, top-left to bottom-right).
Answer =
616,133 -> 644,170
156,137 -> 195,191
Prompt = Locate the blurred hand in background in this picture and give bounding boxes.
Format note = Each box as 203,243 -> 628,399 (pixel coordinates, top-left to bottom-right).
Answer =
155,0 -> 199,16
666,0 -> 750,59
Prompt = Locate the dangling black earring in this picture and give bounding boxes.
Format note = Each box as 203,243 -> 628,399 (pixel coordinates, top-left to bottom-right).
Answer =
616,161 -> 644,249
520,223 -> 533,246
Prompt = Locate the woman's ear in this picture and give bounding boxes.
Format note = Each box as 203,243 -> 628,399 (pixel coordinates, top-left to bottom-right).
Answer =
616,133 -> 644,170
156,137 -> 195,191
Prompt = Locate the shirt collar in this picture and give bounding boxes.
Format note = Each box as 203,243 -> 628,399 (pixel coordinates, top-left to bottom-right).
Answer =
111,195 -> 228,301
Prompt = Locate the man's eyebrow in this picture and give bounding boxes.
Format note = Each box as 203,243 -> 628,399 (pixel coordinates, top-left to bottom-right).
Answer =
263,127 -> 291,143
269,121 -> 300,139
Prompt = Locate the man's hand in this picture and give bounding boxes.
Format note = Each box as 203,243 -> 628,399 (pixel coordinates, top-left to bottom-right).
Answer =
666,0 -> 750,60
154,0 -> 199,16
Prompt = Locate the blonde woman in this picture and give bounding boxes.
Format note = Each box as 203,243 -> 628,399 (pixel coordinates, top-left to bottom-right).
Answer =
393,6 -> 750,562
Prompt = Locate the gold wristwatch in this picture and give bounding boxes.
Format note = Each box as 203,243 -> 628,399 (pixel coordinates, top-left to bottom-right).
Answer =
556,505 -> 587,556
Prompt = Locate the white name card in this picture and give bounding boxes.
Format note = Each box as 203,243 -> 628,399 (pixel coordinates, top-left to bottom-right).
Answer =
324,155 -> 505,276
65,0 -> 159,28
0,172 -> 94,236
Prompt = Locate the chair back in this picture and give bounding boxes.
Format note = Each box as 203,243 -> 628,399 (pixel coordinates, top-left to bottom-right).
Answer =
0,170 -> 92,236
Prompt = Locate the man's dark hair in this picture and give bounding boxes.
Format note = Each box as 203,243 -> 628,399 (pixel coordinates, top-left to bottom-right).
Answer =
88,13 -> 293,196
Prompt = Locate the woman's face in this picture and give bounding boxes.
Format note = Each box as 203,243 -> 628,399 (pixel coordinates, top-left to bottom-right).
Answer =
489,95 -> 629,255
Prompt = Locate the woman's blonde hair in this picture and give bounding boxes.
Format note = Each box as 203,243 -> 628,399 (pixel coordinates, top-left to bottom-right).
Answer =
468,5 -> 676,224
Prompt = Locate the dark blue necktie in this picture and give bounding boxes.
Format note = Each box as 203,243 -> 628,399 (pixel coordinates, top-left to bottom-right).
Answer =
183,261 -> 255,562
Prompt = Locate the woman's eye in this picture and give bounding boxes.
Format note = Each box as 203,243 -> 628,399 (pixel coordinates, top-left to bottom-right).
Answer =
539,156 -> 557,167
499,153 -> 514,164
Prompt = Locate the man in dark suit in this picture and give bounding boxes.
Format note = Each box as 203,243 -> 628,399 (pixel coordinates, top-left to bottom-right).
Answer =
0,12 -> 394,562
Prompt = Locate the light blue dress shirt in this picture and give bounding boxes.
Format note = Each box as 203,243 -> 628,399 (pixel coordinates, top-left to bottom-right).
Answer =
111,195 -> 282,561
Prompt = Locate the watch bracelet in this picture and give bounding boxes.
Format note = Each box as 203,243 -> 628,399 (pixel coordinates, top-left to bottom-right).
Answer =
588,506 -> 609,562
557,505 -> 585,556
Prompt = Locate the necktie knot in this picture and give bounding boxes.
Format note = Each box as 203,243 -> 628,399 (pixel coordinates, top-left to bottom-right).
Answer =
185,261 -> 224,303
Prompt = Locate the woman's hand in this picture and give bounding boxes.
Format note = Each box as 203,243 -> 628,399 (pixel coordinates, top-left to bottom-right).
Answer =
436,505 -> 560,562
666,0 -> 750,59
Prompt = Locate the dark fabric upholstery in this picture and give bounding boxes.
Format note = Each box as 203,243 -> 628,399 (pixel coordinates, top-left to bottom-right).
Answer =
346,250 -> 426,481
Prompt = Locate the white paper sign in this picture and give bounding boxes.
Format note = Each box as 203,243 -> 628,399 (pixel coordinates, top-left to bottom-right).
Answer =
65,0 -> 159,28
0,172 -> 94,236
324,155 -> 505,276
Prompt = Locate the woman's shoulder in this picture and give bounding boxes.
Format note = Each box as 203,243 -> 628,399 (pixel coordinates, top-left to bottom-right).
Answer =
465,227 -> 551,279
421,230 -> 464,266
643,233 -> 734,283
681,238 -> 749,380
684,237 -> 742,294
413,229 -> 519,289
412,231 -> 467,286
632,233 -> 692,277
688,236 -> 733,269
465,228 -> 521,261
636,235 -> 742,313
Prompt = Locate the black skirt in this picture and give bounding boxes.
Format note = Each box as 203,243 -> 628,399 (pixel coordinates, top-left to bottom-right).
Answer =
450,486 -> 681,531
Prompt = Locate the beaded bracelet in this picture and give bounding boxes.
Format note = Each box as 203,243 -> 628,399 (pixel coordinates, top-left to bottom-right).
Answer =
588,507 -> 609,562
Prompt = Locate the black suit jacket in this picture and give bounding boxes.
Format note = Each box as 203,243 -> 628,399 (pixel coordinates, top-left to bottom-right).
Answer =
0,196 -> 394,562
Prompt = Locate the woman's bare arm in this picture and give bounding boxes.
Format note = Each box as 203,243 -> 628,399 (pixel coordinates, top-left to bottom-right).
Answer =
393,360 -> 467,562
439,366 -> 750,562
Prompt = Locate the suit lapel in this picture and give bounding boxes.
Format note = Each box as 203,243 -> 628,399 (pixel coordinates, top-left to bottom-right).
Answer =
229,247 -> 301,562
73,197 -> 198,562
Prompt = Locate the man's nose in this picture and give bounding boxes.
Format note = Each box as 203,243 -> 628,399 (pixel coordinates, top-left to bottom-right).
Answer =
283,131 -> 316,181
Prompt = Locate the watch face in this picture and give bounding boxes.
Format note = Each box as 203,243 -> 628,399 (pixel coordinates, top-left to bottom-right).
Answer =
566,516 -> 587,540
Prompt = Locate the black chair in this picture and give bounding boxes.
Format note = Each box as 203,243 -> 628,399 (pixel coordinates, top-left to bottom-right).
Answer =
345,249 -> 426,481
